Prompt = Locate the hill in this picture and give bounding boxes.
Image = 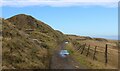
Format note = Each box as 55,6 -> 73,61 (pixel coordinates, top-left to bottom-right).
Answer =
6,14 -> 66,43
2,14 -> 67,69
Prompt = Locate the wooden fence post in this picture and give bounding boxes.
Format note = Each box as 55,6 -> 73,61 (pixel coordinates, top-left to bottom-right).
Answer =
77,45 -> 81,51
81,43 -> 86,54
105,44 -> 108,66
86,45 -> 90,57
93,46 -> 97,60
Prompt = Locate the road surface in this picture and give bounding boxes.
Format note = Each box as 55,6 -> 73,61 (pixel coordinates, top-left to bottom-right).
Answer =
50,42 -> 87,69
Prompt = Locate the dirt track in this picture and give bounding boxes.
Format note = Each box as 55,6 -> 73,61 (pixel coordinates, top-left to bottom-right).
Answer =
50,42 -> 87,69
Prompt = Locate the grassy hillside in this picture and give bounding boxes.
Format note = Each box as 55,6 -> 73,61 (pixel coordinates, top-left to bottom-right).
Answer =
0,18 -> 2,70
6,14 -> 66,43
2,14 -> 66,69
66,34 -> 118,69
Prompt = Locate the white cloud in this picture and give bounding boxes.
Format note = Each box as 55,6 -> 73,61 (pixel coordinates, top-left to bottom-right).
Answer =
1,0 -> 119,7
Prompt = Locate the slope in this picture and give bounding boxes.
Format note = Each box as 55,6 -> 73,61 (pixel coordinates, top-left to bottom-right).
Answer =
2,14 -> 67,69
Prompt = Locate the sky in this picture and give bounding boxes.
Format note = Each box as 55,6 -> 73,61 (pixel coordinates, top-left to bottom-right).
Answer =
0,0 -> 119,39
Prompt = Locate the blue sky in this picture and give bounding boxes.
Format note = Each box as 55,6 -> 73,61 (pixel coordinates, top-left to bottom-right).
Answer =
1,1 -> 118,39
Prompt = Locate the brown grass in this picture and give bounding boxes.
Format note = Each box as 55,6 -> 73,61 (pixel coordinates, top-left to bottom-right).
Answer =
67,35 -> 118,69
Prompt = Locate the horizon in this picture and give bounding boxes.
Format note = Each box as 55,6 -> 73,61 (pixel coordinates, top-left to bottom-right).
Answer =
1,1 -> 118,40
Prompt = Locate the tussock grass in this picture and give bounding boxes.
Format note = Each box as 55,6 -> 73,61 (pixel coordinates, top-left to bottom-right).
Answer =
2,15 -> 66,69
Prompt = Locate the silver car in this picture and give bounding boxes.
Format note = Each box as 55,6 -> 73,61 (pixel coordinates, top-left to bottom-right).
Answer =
59,50 -> 69,57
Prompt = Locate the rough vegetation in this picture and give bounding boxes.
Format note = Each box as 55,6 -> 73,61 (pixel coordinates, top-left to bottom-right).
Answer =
66,34 -> 118,69
1,14 -> 118,69
2,14 -> 66,69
